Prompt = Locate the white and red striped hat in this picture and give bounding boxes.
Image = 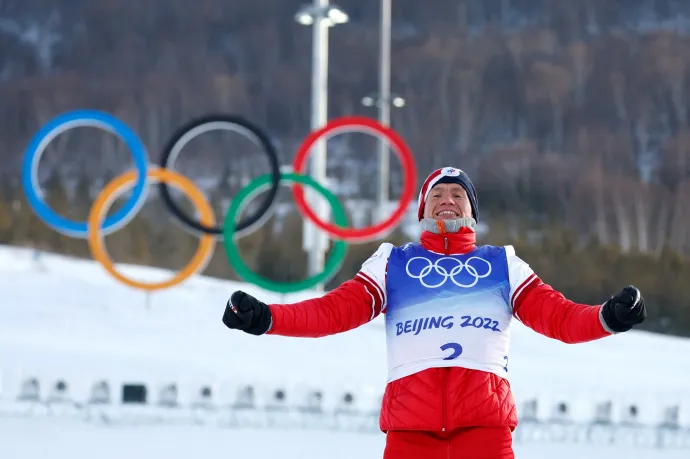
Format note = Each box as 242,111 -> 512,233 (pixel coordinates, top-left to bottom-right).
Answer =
417,166 -> 479,221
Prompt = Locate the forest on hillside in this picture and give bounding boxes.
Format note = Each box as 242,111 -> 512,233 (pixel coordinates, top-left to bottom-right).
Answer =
1,0 -> 690,336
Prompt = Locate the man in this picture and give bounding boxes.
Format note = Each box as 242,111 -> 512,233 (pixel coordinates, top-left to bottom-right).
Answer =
221,167 -> 647,458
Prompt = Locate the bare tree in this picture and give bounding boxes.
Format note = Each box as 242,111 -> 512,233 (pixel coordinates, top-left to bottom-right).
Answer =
567,41 -> 592,109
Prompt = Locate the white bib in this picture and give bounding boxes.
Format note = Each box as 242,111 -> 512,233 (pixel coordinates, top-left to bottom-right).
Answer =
382,243 -> 513,382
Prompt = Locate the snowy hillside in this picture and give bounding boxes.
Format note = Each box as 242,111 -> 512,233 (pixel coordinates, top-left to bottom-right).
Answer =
1,244 -> 689,458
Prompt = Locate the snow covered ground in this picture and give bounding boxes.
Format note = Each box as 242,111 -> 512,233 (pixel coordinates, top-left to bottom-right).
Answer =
2,416 -> 689,459
1,245 -> 690,458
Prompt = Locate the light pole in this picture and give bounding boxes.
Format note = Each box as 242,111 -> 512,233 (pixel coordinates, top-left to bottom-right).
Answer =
361,92 -> 406,225
295,1 -> 349,292
361,0 -> 404,225
378,0 -> 392,223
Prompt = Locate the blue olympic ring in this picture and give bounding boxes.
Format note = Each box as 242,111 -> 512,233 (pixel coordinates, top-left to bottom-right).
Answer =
20,109 -> 149,238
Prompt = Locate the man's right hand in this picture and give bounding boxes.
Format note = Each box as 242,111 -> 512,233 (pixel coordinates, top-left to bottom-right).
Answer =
222,291 -> 272,336
601,285 -> 646,333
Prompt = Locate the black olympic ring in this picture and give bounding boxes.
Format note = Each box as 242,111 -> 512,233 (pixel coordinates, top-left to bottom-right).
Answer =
158,114 -> 281,237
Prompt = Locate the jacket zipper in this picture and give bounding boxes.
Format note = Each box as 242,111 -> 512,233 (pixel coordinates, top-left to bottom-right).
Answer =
441,367 -> 448,432
441,236 -> 448,429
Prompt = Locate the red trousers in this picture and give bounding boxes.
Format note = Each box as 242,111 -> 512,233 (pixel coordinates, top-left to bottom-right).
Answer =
383,427 -> 514,459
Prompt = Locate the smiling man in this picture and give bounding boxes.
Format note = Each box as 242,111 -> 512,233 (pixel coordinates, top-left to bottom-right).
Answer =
221,166 -> 647,459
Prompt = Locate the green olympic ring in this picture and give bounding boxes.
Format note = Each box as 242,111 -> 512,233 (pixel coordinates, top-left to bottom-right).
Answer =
224,172 -> 349,293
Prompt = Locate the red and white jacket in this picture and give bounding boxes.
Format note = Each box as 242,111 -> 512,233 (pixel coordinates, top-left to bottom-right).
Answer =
267,228 -> 612,432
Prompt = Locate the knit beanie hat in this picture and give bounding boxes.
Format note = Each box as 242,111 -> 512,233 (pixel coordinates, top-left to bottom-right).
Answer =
417,167 -> 479,221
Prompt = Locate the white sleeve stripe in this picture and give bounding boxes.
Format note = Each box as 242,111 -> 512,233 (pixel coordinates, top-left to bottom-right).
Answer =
356,272 -> 383,318
358,242 -> 393,314
511,273 -> 537,309
512,273 -> 537,307
363,288 -> 376,320
356,272 -> 386,307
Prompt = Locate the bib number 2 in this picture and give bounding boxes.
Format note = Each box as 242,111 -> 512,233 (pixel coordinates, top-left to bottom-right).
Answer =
440,342 -> 463,360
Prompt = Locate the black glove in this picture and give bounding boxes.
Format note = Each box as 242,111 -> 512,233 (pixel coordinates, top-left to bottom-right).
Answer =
222,291 -> 272,336
601,285 -> 646,333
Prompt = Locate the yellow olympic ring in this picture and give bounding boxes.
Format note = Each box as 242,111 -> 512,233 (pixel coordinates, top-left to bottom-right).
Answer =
87,167 -> 216,291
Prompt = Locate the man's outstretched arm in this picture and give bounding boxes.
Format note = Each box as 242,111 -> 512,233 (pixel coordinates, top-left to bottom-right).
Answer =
222,243 -> 393,337
507,246 -> 646,344
267,276 -> 383,337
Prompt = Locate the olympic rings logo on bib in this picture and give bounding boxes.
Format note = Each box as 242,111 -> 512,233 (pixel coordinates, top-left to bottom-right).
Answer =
20,110 -> 418,293
405,256 -> 492,288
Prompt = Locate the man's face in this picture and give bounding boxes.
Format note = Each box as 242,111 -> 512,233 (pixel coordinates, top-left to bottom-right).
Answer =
423,183 -> 472,220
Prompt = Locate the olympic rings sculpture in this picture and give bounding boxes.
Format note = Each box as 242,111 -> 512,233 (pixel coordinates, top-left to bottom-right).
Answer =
20,109 -> 418,293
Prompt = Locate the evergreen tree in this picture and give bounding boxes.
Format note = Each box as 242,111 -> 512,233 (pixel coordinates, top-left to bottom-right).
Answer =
67,175 -> 94,259
44,172 -> 74,254
0,185 -> 13,244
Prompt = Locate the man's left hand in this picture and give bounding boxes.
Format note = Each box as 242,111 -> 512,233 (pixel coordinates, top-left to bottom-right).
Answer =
601,285 -> 647,333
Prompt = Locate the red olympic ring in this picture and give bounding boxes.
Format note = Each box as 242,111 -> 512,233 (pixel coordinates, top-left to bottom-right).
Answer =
291,116 -> 417,243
